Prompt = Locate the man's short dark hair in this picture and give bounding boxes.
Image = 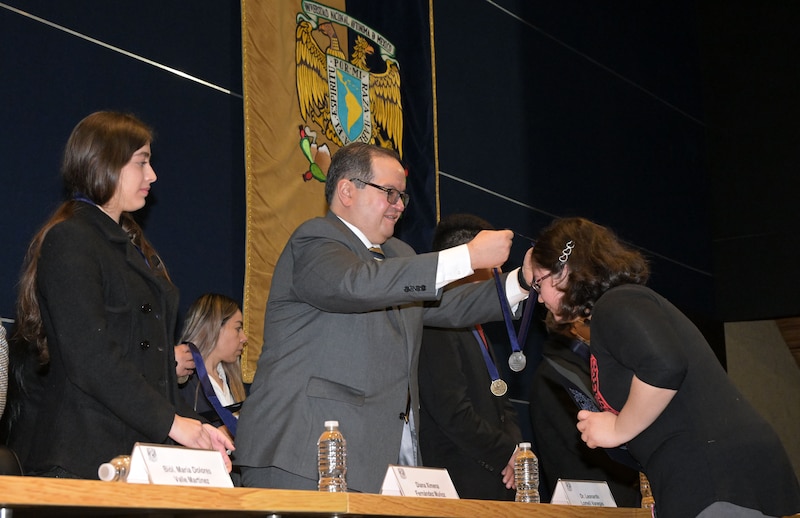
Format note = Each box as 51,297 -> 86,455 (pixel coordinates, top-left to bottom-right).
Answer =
432,213 -> 494,251
324,142 -> 402,204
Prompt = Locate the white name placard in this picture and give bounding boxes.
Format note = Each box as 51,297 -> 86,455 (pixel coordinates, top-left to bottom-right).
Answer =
550,479 -> 617,507
126,442 -> 233,488
380,465 -> 459,498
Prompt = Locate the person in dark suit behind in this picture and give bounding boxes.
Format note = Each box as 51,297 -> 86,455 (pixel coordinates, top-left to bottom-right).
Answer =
235,142 -> 536,493
418,213 -> 523,500
8,111 -> 233,479
530,312 -> 641,506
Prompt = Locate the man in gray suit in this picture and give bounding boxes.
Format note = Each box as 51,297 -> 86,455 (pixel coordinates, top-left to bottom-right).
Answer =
236,142 -> 534,493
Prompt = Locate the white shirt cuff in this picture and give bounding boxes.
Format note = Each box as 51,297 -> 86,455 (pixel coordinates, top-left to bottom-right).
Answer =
435,244 -> 473,290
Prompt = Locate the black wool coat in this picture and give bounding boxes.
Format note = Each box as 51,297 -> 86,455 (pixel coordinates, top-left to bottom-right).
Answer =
12,203 -> 198,478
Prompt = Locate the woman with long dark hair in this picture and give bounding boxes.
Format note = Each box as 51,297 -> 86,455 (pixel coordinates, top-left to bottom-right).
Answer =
10,111 -> 233,478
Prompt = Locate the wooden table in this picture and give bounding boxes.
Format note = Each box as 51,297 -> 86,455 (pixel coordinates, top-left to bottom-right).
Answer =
0,475 -> 652,517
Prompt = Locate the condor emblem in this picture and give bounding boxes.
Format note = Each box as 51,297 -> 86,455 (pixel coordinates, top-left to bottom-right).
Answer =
296,0 -> 403,165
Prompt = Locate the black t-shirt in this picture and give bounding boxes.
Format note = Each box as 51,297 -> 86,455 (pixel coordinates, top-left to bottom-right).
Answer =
590,285 -> 800,517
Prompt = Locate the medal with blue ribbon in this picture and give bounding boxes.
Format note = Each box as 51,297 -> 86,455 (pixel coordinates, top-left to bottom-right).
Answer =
492,268 -> 535,372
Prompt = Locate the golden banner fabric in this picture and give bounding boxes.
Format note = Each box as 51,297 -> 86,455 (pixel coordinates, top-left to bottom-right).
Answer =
241,0 -> 437,381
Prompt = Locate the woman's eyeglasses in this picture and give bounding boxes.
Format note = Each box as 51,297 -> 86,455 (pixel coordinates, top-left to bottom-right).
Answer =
531,272 -> 553,293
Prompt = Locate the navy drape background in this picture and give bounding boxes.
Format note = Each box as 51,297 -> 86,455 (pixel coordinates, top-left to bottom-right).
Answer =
2,0 -> 799,349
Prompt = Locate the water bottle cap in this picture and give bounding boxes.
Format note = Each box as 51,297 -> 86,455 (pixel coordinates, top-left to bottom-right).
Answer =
519,442 -> 531,449
324,420 -> 339,428
97,463 -> 117,481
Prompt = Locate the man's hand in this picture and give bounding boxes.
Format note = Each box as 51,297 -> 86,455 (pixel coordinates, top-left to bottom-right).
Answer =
520,247 -> 534,289
501,446 -> 519,489
467,230 -> 513,270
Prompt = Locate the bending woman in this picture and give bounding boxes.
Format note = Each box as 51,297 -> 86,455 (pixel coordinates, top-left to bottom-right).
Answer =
530,217 -> 799,518
10,111 -> 233,478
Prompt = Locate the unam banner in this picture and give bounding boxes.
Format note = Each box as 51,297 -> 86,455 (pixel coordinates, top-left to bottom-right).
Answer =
241,0 -> 438,381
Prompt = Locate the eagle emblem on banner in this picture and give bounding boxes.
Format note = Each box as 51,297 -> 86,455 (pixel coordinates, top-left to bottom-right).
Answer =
296,1 -> 403,184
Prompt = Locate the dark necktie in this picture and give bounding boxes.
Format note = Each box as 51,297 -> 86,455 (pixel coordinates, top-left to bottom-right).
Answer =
369,246 -> 385,261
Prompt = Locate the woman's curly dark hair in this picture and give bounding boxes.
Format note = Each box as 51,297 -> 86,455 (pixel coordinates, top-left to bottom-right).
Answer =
532,217 -> 649,321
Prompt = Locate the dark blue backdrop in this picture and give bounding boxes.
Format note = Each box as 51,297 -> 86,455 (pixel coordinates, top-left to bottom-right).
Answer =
1,1 -> 245,323
2,1 -> 798,339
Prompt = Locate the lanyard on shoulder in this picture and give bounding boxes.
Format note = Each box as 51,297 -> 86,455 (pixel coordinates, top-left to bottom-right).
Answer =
186,342 -> 238,437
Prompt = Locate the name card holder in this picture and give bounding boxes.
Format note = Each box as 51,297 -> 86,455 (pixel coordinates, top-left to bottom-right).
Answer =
126,442 -> 233,488
550,479 -> 617,507
380,465 -> 459,498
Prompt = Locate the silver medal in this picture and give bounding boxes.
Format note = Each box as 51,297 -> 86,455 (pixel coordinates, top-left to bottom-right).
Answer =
508,351 -> 527,372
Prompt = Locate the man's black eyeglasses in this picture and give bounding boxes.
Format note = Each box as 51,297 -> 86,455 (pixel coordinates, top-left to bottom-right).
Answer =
352,178 -> 409,206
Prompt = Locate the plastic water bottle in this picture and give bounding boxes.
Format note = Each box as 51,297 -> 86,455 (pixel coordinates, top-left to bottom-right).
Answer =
318,420 -> 347,492
640,471 -> 656,513
98,455 -> 131,482
514,442 -> 540,503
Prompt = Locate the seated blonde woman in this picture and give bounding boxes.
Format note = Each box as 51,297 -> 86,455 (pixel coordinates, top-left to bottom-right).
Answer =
178,294 -> 247,437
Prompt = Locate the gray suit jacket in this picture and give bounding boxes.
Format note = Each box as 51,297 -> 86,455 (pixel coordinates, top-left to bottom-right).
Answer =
235,212 -> 509,493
